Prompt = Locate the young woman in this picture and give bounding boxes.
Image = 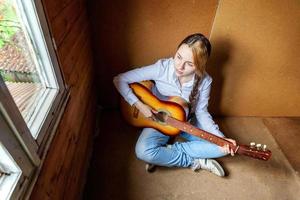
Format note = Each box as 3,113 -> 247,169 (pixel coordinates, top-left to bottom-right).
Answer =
113,33 -> 236,177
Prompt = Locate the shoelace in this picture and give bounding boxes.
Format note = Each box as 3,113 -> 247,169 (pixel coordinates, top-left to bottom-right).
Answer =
192,159 -> 206,170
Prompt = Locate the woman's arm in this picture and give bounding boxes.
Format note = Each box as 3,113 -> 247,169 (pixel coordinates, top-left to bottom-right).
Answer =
194,76 -> 225,137
113,59 -> 167,106
195,76 -> 236,155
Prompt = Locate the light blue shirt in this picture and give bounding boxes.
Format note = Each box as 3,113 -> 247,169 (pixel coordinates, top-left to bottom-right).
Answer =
113,58 -> 224,137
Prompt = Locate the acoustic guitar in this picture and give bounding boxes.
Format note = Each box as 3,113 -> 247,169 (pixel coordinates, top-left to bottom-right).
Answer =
120,81 -> 272,161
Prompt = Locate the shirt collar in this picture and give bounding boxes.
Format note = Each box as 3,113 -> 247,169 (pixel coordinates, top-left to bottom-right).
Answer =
183,74 -> 195,87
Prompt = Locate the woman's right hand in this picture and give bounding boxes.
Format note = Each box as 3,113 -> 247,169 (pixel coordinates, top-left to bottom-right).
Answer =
133,101 -> 153,118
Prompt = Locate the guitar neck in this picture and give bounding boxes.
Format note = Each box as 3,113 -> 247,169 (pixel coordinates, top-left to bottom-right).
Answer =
166,117 -> 238,151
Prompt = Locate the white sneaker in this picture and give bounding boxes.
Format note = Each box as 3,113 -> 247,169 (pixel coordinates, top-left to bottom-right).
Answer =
191,158 -> 225,177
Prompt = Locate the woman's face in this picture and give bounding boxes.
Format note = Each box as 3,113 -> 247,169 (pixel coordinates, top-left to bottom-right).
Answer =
174,44 -> 196,78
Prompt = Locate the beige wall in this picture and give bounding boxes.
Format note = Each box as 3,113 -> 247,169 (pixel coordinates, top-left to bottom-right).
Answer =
90,0 -> 300,116
208,0 -> 300,116
89,0 -> 219,107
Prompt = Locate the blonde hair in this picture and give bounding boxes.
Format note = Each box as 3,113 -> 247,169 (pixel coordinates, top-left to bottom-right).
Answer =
178,34 -> 211,117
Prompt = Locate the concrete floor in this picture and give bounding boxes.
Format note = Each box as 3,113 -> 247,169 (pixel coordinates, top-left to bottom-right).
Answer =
83,110 -> 300,200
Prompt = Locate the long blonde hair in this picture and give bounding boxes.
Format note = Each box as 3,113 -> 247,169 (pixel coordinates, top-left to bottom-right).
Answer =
178,33 -> 211,117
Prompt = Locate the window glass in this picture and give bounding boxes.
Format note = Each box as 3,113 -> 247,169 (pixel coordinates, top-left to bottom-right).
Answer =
0,0 -> 58,138
0,142 -> 22,200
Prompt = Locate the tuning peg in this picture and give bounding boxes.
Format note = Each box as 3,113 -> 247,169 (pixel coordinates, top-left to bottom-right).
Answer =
262,144 -> 267,151
256,143 -> 262,149
250,142 -> 256,148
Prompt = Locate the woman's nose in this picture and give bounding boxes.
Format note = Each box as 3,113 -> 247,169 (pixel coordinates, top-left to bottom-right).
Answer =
178,62 -> 185,70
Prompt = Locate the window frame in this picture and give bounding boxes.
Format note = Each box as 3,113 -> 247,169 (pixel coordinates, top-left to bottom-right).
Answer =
17,0 -> 69,146
0,0 -> 70,199
0,101 -> 37,199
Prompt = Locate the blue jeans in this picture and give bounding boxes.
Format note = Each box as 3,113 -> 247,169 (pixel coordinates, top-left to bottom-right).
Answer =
135,128 -> 227,167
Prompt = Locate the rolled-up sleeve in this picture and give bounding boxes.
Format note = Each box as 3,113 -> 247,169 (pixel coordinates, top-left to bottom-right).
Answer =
113,59 -> 165,105
194,77 -> 225,137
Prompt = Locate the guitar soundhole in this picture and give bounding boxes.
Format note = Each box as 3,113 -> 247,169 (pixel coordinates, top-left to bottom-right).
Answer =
153,111 -> 169,124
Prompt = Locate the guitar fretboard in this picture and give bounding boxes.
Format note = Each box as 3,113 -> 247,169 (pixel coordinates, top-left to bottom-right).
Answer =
166,117 -> 238,151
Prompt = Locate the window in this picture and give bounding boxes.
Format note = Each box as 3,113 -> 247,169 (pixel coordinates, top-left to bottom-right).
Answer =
0,0 -> 68,199
0,142 -> 22,200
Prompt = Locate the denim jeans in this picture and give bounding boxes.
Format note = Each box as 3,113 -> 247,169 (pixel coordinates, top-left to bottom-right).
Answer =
135,128 -> 227,167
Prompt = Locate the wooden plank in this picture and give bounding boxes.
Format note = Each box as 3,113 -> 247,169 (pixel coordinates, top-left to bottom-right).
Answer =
30,1 -> 95,198
31,68 -> 95,199
31,33 -> 95,198
42,0 -> 74,20
50,0 -> 86,46
57,13 -> 90,85
68,38 -> 93,91
46,59 -> 95,199
57,10 -> 89,60
63,85 -> 96,199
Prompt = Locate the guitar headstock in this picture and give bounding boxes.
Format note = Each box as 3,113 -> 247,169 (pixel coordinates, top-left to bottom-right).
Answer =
236,142 -> 272,161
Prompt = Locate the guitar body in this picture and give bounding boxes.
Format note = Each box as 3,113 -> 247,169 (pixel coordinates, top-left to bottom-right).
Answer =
120,81 -> 189,136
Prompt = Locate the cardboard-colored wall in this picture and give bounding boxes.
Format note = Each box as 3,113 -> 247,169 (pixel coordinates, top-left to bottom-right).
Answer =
208,0 -> 300,116
89,0 -> 219,107
90,0 -> 300,116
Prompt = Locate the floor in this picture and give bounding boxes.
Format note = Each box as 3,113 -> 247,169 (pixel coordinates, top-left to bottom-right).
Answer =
83,110 -> 300,200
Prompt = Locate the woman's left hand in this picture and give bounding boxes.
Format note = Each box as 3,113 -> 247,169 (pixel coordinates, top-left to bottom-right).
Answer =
221,138 -> 237,156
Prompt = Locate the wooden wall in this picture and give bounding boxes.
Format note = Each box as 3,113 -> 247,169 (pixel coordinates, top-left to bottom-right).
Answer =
30,0 -> 96,199
88,0 -> 219,108
208,0 -> 300,116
